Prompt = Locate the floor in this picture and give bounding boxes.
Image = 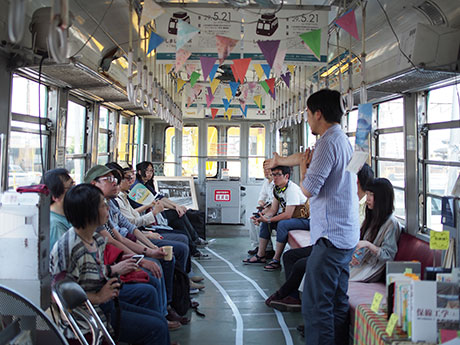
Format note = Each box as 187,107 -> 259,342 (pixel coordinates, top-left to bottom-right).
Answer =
170,225 -> 305,345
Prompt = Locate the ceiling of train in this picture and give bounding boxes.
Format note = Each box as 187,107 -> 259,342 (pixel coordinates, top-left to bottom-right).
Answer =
5,0 -> 460,122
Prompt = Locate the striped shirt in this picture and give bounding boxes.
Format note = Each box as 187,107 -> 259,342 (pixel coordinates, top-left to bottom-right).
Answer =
302,124 -> 359,249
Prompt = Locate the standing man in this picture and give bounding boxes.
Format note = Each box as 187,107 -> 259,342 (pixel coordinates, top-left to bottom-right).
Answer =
300,89 -> 359,345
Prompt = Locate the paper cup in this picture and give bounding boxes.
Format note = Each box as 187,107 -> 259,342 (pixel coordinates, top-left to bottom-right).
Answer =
163,246 -> 173,261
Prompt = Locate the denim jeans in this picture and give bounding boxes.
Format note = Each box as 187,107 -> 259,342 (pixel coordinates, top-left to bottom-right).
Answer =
151,233 -> 189,272
139,258 -> 168,316
259,221 -> 278,239
302,238 -> 354,345
276,218 -> 310,243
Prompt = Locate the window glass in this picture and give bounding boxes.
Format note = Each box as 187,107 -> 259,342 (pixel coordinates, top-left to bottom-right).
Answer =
66,101 -> 86,154
117,116 -> 131,162
8,132 -> 45,189
426,196 -> 443,231
11,75 -> 47,117
207,126 -> 218,177
377,98 -> 403,128
347,109 -> 358,132
227,126 -> 240,157
163,127 -> 175,176
227,161 -> 241,178
279,129 -> 294,156
66,159 -> 85,184
428,128 -> 460,161
182,126 -> 199,177
378,133 -> 404,159
377,161 -> 405,188
427,85 -> 460,123
248,125 -> 265,179
394,188 -> 405,219
427,165 -> 460,196
99,107 -> 109,129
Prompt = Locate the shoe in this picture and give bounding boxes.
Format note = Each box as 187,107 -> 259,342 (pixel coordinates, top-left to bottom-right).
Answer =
195,238 -> 208,248
247,247 -> 258,255
190,288 -> 200,294
193,251 -> 211,260
242,254 -> 266,264
167,306 -> 190,325
190,275 -> 204,283
168,320 -> 181,331
270,296 -> 302,312
191,300 -> 200,308
265,250 -> 275,259
190,280 -> 205,290
264,259 -> 282,271
265,290 -> 282,307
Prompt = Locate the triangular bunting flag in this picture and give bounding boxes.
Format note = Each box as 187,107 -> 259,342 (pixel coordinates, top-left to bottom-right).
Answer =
233,58 -> 251,83
335,9 -> 359,41
229,81 -> 240,97
196,104 -> 204,115
257,40 -> 280,68
259,80 -> 270,94
192,84 -> 203,98
224,88 -> 233,101
222,98 -> 230,111
240,84 -> 249,102
165,64 -> 173,74
299,29 -> 322,60
261,64 -> 271,79
240,103 -> 247,117
269,88 -> 276,100
147,31 -> 164,55
211,108 -> 218,119
186,64 -> 197,78
200,57 -> 217,81
177,78 -> 187,93
176,20 -> 200,51
254,64 -> 264,80
287,65 -> 296,75
140,0 -> 165,27
174,49 -> 192,72
209,64 -> 219,82
190,71 -> 200,87
254,95 -> 263,110
230,64 -> 239,82
226,108 -> 233,121
272,49 -> 286,77
281,72 -> 291,88
265,78 -> 275,93
210,78 -> 220,94
206,88 -> 215,107
216,35 -> 239,64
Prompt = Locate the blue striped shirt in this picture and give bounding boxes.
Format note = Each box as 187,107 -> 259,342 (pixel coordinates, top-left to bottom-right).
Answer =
302,124 -> 359,249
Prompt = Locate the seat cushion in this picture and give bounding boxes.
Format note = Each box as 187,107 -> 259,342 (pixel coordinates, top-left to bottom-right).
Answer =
348,282 -> 386,325
287,230 -> 311,249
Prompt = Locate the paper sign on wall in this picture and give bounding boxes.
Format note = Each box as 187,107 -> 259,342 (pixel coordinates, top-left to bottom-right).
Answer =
430,231 -> 450,250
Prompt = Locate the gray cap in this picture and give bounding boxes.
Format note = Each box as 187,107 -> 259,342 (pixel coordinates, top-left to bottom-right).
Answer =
84,165 -> 115,183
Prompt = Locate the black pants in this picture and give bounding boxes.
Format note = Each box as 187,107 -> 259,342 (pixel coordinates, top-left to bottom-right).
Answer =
279,246 -> 313,299
163,210 -> 200,255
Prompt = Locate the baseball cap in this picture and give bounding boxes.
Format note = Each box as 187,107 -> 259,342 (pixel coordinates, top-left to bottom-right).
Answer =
84,165 -> 115,183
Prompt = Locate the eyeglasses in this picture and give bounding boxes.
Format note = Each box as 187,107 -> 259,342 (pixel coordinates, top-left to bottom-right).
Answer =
124,175 -> 135,180
98,176 -> 116,184
145,169 -> 154,173
271,173 -> 284,177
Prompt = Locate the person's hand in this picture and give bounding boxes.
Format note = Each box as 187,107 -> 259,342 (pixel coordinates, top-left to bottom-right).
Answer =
258,214 -> 271,223
143,231 -> 163,240
147,247 -> 167,260
175,205 -> 187,217
250,215 -> 260,225
139,259 -> 162,278
151,201 -> 164,215
356,240 -> 369,250
350,255 -> 360,266
263,152 -> 280,169
111,258 -> 137,276
98,278 -> 120,303
305,147 -> 314,167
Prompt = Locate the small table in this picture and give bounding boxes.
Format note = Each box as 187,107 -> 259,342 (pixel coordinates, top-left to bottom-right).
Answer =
353,304 -> 435,345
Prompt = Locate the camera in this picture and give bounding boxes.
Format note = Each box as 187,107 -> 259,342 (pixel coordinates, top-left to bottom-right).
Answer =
252,212 -> 261,218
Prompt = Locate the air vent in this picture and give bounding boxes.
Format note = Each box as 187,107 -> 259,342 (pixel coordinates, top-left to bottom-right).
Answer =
415,1 -> 447,26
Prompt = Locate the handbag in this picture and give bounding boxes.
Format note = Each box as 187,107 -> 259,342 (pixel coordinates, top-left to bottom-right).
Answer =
104,244 -> 149,283
292,200 -> 310,219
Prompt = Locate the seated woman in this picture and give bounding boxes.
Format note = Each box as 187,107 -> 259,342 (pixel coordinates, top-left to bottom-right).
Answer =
50,184 -> 170,345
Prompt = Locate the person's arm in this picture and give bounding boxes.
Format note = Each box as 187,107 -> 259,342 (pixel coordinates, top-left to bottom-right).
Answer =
160,197 -> 187,217
87,278 -> 120,305
264,152 -> 306,169
134,201 -> 155,214
99,229 -> 135,254
356,218 -> 401,261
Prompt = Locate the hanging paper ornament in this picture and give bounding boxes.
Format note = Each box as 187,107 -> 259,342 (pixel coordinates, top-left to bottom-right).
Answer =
261,64 -> 271,79
240,103 -> 247,117
335,9 -> 359,40
254,64 -> 265,80
281,72 -> 291,88
176,20 -> 200,51
287,65 -> 296,75
259,80 -> 270,94
254,95 -> 263,110
265,78 -> 275,93
189,71 -> 200,87
147,31 -> 164,55
272,49 -> 286,77
224,88 -> 233,101
233,58 -> 252,83
211,108 -> 218,119
140,0 -> 165,27
210,78 -> 220,94
230,64 -> 239,82
176,78 -> 186,93
299,29 -> 322,61
229,81 -> 240,97
226,108 -> 233,120
222,98 -> 231,111
174,49 -> 192,72
200,57 -> 217,81
165,64 -> 173,74
216,35 -> 239,64
256,40 -> 280,68
209,64 -> 219,82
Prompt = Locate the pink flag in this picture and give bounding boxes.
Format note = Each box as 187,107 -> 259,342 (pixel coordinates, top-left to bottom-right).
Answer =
335,9 -> 359,41
200,57 -> 217,81
174,49 -> 192,72
206,87 -> 215,107
272,49 -> 286,77
257,40 -> 280,68
216,35 -> 239,64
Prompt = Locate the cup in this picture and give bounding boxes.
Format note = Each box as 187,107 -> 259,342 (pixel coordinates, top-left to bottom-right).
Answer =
163,246 -> 173,261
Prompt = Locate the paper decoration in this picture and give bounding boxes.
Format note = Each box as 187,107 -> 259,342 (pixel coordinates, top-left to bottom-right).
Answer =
254,64 -> 265,80
430,230 -> 449,250
140,0 -> 165,27
265,78 -> 275,93
200,57 -> 217,81
209,64 -> 219,82
186,64 -> 197,77
254,95 -> 263,110
386,313 -> 398,336
371,292 -> 383,313
165,64 -> 173,74
272,49 -> 286,77
196,104 -> 204,115
176,78 -> 187,93
240,84 -> 249,102
210,78 -> 220,94
229,82 -> 240,97
268,88 -> 276,100
287,65 -> 296,75
233,58 -> 251,83
176,20 -> 200,51
257,40 -> 280,68
230,64 -> 239,82
192,84 -> 202,97
281,72 -> 291,88
335,9 -> 359,41
147,31 -> 164,55
222,98 -> 230,111
224,88 -> 233,101
261,64 -> 271,78
299,29 -> 322,60
260,80 -> 270,94
206,87 -> 215,107
211,108 -> 218,119
240,103 -> 247,117
190,71 -> 200,87
226,108 -> 233,120
216,35 -> 239,64
174,49 -> 192,72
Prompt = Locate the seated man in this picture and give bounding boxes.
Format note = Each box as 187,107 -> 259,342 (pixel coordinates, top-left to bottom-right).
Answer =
243,166 -> 307,271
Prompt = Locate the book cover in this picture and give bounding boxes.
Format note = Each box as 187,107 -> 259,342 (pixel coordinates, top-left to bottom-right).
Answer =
411,280 -> 437,343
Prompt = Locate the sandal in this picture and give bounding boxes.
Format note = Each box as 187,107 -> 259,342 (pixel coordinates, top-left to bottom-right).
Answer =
243,254 -> 266,264
264,259 -> 281,271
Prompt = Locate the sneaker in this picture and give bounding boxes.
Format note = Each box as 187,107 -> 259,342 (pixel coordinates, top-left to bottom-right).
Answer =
190,288 -> 200,295
195,238 -> 208,248
190,275 -> 204,283
192,251 -> 211,260
265,290 -> 282,307
270,296 -> 302,312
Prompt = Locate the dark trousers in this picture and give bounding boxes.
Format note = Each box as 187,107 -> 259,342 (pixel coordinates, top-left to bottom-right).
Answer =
279,246 -> 312,299
163,210 -> 200,255
302,238 -> 354,345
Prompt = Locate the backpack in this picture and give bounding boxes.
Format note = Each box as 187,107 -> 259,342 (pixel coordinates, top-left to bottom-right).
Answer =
171,265 -> 191,316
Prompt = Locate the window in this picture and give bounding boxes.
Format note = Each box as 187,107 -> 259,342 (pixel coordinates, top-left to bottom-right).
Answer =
65,100 -> 87,183
422,84 -> 460,232
117,115 -> 134,164
248,125 -> 266,179
374,98 -> 405,219
8,75 -> 48,189
227,126 -> 241,177
182,126 -> 199,177
206,125 -> 241,178
206,126 -> 218,177
97,106 -> 110,164
163,127 -> 176,176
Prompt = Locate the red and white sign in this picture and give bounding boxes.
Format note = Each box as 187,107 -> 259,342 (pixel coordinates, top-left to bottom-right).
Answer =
214,190 -> 231,202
